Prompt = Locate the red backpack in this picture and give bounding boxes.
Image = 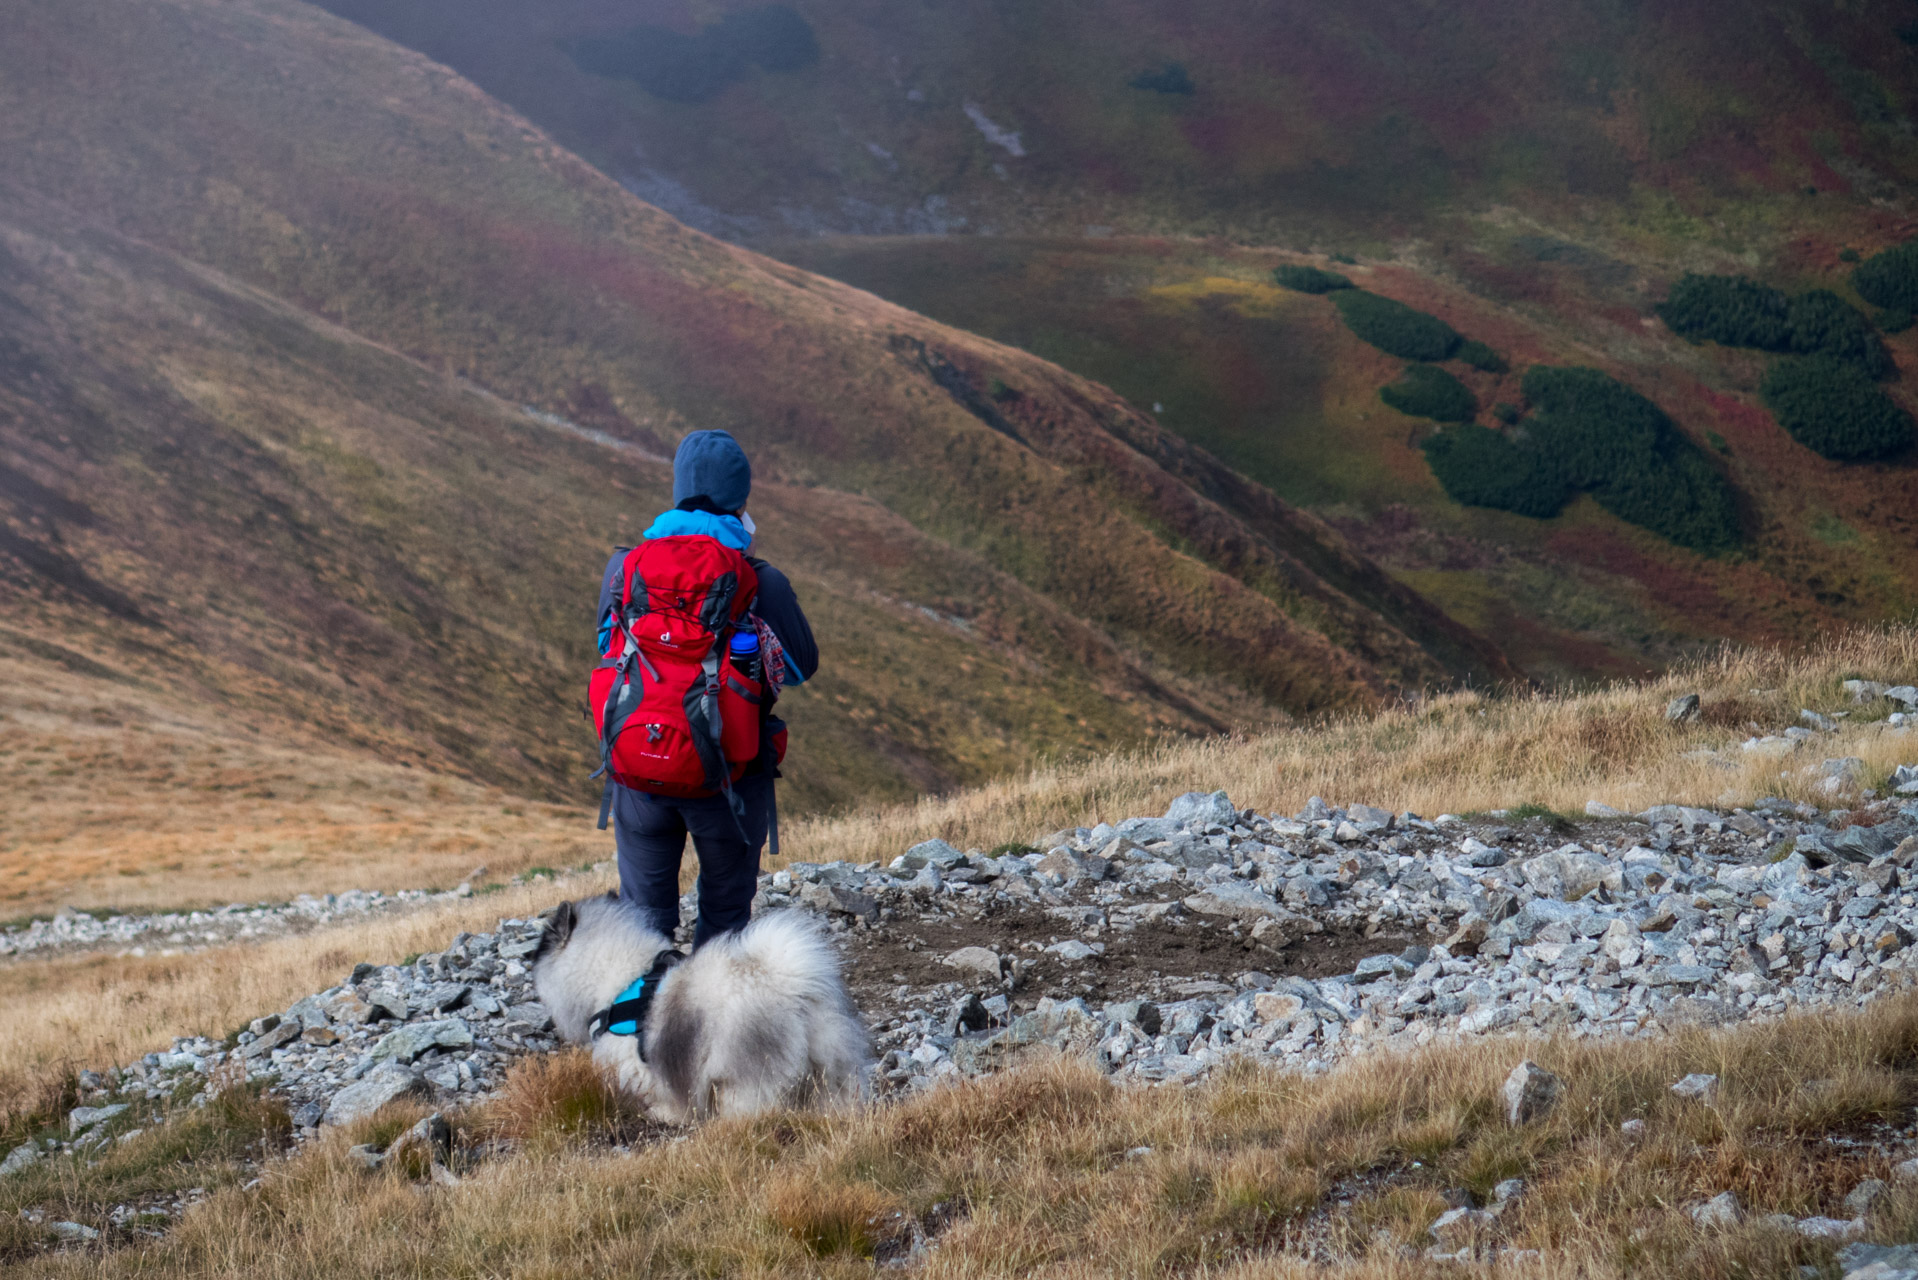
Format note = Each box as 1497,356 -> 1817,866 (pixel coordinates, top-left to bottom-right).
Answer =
588,537 -> 776,827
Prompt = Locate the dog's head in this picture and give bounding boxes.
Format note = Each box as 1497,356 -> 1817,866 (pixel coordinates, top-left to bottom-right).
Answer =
531,898 -> 580,964
529,893 -> 672,1045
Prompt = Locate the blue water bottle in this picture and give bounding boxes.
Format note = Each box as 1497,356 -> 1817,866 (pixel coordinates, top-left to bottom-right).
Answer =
729,629 -> 761,683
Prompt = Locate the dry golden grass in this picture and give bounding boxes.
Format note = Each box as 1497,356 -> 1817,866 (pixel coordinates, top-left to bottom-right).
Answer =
777,626 -> 1918,867
0,654 -> 600,916
0,872 -> 612,1128
17,992 -> 1918,1277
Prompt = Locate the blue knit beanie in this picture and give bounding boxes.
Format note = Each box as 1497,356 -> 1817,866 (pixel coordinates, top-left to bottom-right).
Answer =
671,429 -> 752,511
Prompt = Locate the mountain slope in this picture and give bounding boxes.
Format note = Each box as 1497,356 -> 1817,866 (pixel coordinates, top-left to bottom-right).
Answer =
305,0 -> 1918,243
0,0 -> 1511,816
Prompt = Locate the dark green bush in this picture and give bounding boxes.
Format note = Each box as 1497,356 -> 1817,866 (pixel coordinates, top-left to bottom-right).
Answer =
1381,364 -> 1476,423
1421,366 -> 1739,553
1493,402 -> 1521,425
1421,426 -> 1568,518
1879,308 -> 1915,335
1129,62 -> 1194,95
1657,274 -> 1890,375
1840,248 -> 1862,264
1759,357 -> 1916,460
1272,264 -> 1352,294
1456,340 -> 1508,374
1853,242 -> 1918,314
1656,274 -> 1791,350
1525,366 -> 1740,552
1786,289 -> 1890,376
1332,290 -> 1462,361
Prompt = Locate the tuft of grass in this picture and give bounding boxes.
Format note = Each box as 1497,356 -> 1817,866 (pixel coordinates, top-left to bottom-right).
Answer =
765,1174 -> 901,1257
474,1048 -> 651,1147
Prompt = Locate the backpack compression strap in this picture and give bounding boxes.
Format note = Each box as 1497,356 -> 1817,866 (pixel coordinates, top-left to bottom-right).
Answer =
587,950 -> 684,1058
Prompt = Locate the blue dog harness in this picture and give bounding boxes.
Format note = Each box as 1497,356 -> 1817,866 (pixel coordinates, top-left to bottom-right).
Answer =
587,951 -> 683,1053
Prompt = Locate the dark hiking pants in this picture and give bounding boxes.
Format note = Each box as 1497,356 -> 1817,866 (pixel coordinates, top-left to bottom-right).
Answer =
610,773 -> 772,949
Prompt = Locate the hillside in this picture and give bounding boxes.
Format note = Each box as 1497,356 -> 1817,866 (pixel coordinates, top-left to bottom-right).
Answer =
306,0 -> 1918,244
771,236 -> 1918,681
289,0 -> 1918,683
0,0 -> 1514,822
5,630 -> 1918,1274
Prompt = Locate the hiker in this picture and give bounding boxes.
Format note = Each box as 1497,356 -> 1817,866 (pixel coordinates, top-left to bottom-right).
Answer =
589,430 -> 817,948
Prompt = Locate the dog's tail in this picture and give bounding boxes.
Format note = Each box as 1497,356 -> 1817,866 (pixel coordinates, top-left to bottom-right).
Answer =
723,909 -> 846,997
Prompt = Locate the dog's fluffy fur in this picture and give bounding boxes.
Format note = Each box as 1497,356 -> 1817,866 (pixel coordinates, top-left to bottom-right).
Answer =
531,895 -> 870,1122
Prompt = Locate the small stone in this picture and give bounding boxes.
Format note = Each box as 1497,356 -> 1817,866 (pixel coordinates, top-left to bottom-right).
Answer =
1892,1157 -> 1918,1183
1164,790 -> 1238,829
798,882 -> 879,922
322,1066 -> 428,1126
1666,694 -> 1701,723
320,990 -> 376,1025
1103,999 -> 1161,1035
48,1221 -> 99,1241
1670,1073 -> 1720,1104
1691,1191 -> 1743,1228
1796,1215 -> 1866,1241
0,1143 -> 40,1176
1429,1206 -> 1497,1247
1502,1060 -> 1562,1126
241,1019 -> 300,1059
1252,992 -> 1304,1025
302,1026 -> 340,1047
1620,1118 -> 1647,1141
290,1102 -> 325,1128
1838,1242 -> 1918,1280
387,1112 -> 453,1171
1845,1179 -> 1889,1218
346,1144 -> 385,1171
1491,1178 -> 1526,1207
1801,709 -> 1839,733
370,1019 -> 474,1066
942,947 -> 1004,986
67,1104 -> 129,1135
1585,801 -> 1626,819
1352,954 -> 1412,984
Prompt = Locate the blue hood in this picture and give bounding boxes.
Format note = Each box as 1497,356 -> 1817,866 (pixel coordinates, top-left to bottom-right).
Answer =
642,508 -> 753,551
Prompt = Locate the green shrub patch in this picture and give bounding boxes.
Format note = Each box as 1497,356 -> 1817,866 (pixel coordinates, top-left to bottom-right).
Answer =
1658,274 -> 1890,376
1272,264 -> 1352,294
1759,357 -> 1915,461
1455,340 -> 1508,374
1420,425 -> 1567,517
1854,242 -> 1918,314
1656,274 -> 1791,350
1332,290 -> 1462,361
1786,290 -> 1891,377
1381,364 -> 1476,423
1419,366 -> 1740,554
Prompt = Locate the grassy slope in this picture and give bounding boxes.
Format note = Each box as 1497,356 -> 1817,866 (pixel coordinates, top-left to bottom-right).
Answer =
306,0 -> 1918,242
0,0 -> 1515,816
768,235 -> 1918,682
9,631 -> 1918,1273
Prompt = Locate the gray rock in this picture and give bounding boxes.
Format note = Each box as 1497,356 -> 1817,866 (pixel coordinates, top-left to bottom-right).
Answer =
1691,1191 -> 1743,1228
364,986 -> 411,1021
290,1102 -> 325,1129
0,1142 -> 40,1176
798,882 -> 879,922
240,1019 -> 301,1060
1838,1242 -> 1918,1280
1893,1157 -> 1918,1183
1182,881 -> 1297,924
1666,694 -> 1701,723
1797,1216 -> 1866,1241
1347,803 -> 1395,833
1429,1206 -> 1496,1246
1845,1178 -> 1889,1218
1502,1060 -> 1562,1126
1104,999 -> 1162,1035
1164,791 -> 1239,830
1670,1073 -> 1720,1103
421,983 -> 471,1013
49,1221 -> 99,1242
1352,954 -> 1413,984
900,839 -> 967,871
320,989 -> 376,1025
67,1104 -> 129,1135
1802,709 -> 1839,733
943,946 -> 1004,986
1889,686 -> 1918,708
369,1018 -> 473,1065
1520,846 -> 1619,900
322,1066 -> 429,1126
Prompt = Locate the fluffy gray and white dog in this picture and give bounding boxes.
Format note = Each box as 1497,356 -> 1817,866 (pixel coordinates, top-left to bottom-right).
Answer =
531,894 -> 870,1122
